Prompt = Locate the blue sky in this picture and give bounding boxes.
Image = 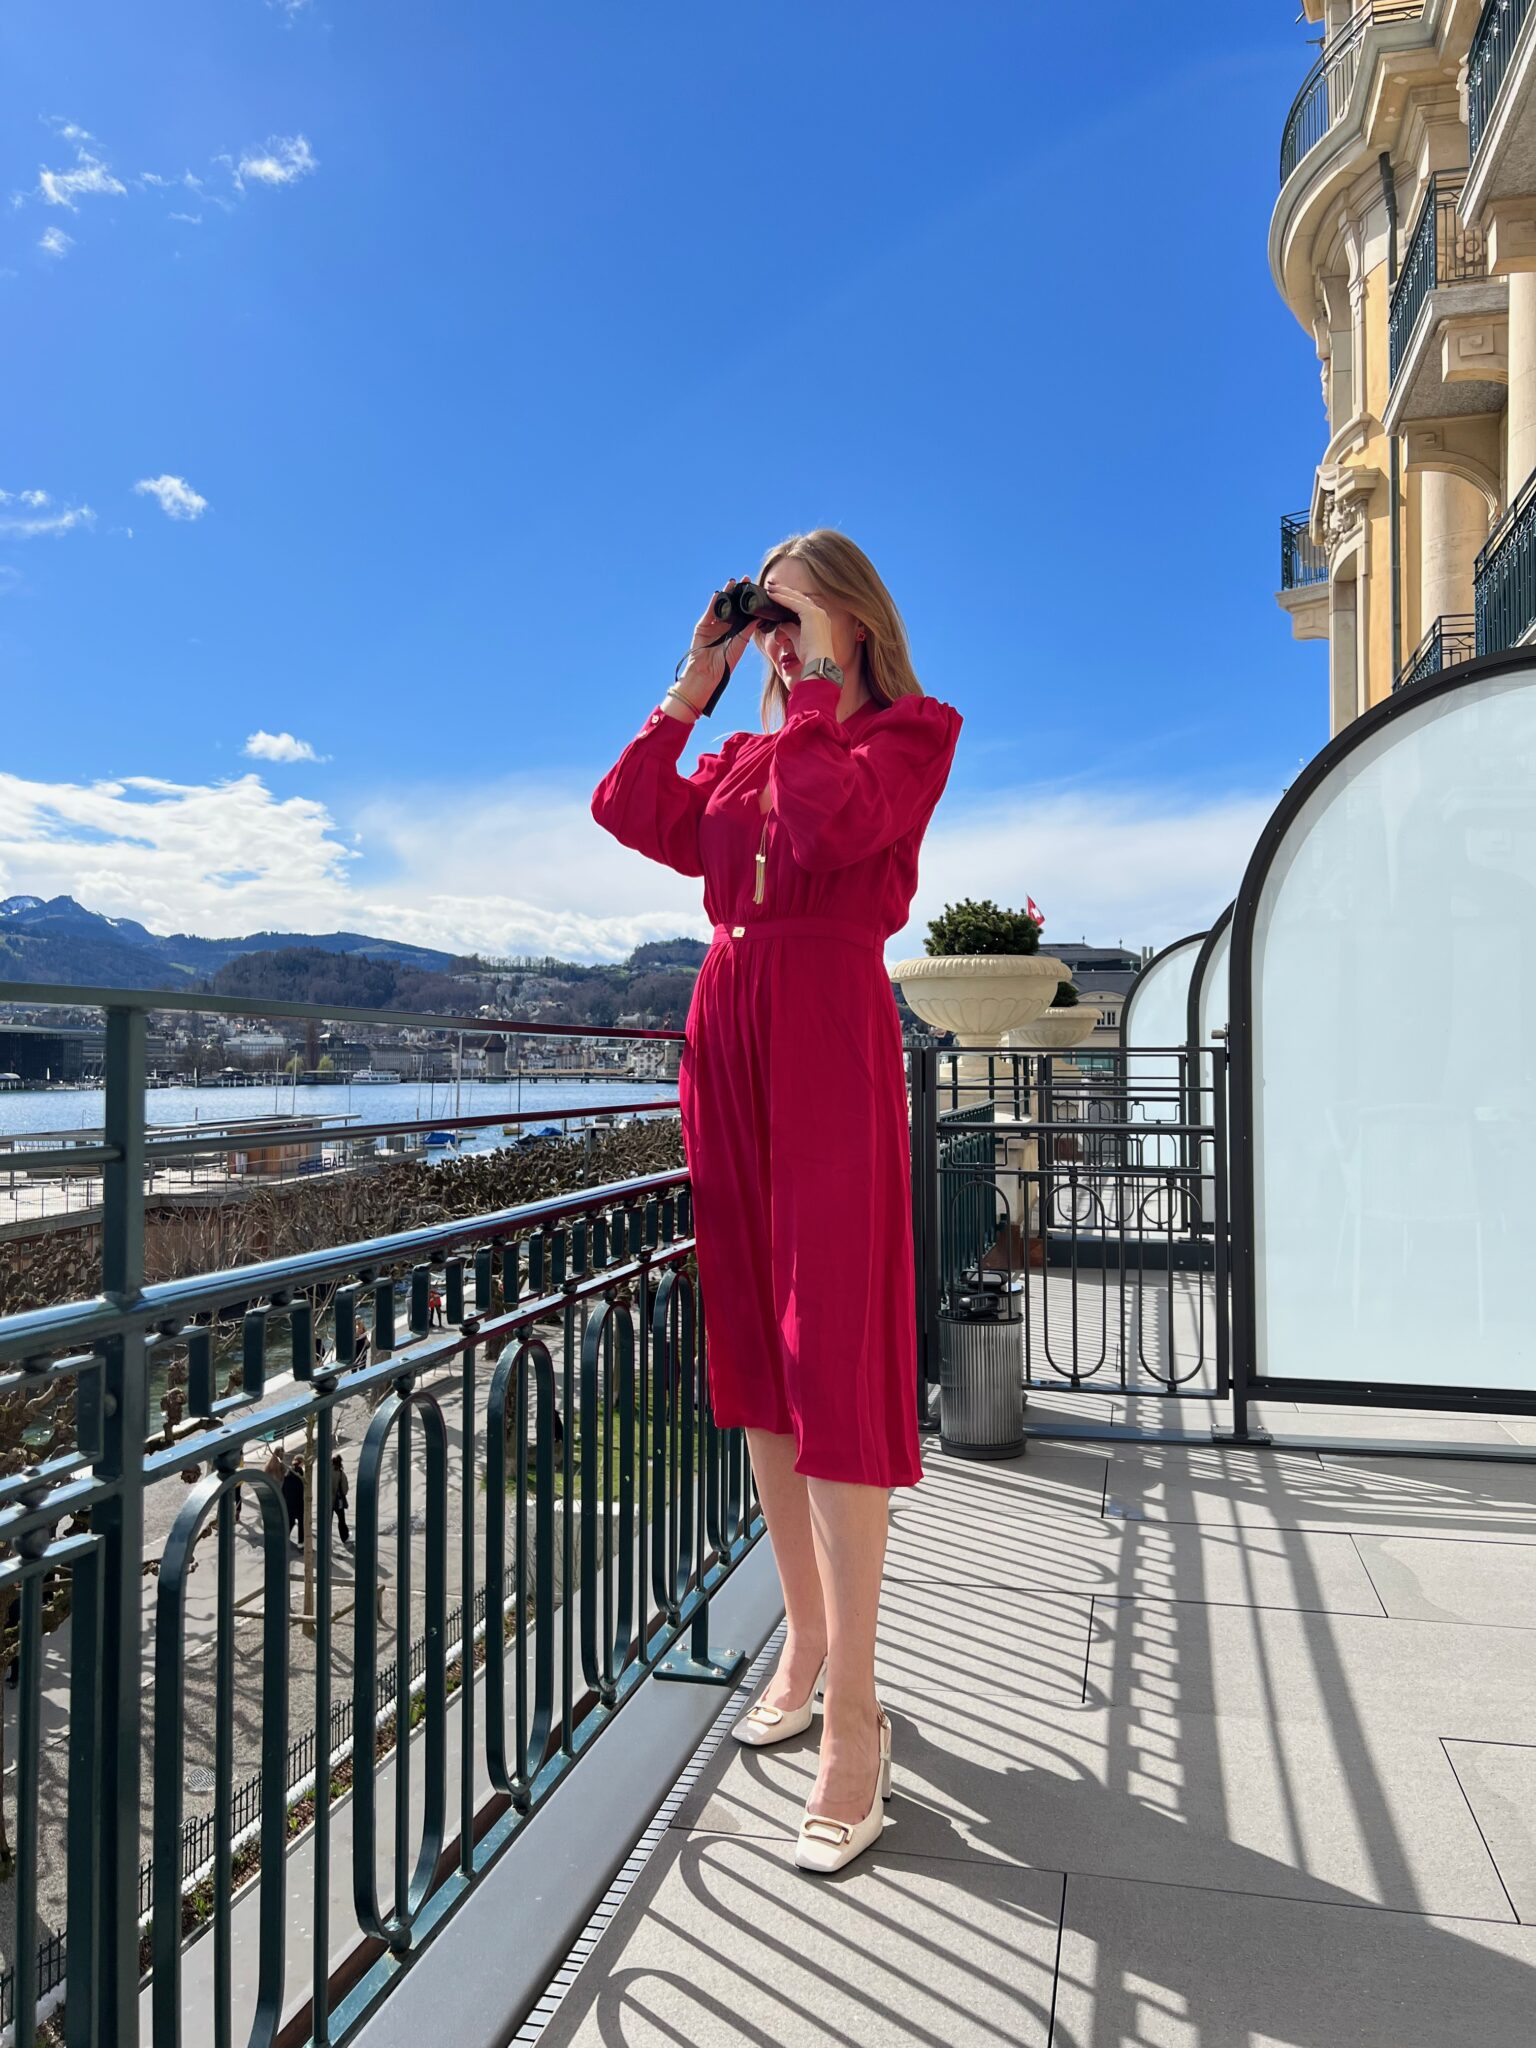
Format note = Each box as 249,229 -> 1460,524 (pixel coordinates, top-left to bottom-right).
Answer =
0,0 -> 1328,960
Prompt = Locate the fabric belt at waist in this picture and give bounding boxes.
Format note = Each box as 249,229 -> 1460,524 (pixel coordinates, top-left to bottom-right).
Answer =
710,917 -> 883,952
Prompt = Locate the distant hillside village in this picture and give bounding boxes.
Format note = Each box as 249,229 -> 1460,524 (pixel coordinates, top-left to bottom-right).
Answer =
0,896 -> 1150,1087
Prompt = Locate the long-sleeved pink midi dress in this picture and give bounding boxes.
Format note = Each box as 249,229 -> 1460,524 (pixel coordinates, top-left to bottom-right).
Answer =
590,673 -> 963,1488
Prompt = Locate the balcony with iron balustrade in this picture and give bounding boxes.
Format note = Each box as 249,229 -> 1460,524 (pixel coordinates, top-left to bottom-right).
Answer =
1394,610 -> 1477,686
1383,170 -> 1506,433
1464,0 -> 1536,228
1474,462 -> 1536,647
1273,3 -> 1436,328
1276,509 -> 1331,642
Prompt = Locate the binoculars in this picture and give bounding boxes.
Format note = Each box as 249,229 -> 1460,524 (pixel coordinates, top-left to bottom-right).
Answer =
710,579 -> 799,633
689,580 -> 801,715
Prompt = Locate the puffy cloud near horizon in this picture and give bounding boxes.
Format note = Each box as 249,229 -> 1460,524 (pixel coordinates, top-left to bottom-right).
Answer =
134,474 -> 208,521
244,730 -> 326,764
0,771 -> 358,938
0,758 -> 1272,961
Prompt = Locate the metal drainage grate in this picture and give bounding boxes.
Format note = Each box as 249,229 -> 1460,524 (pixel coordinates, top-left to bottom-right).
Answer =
512,1623 -> 787,2043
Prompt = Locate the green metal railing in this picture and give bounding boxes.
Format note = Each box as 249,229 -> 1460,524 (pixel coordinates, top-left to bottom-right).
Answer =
1281,510 -> 1328,591
0,983 -> 765,2047
1279,3 -> 1424,185
1476,468 -> 1536,653
1469,0 -> 1535,159
1395,613 -> 1476,690
1388,171 -> 1486,382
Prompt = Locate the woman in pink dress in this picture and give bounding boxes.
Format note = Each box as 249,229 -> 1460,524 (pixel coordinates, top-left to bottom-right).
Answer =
590,529 -> 962,1872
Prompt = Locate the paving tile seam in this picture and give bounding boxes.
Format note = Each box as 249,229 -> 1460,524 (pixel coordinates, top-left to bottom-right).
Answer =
1045,1871 -> 1068,2047
1440,1736 -> 1524,1925
1001,1589 -> 1406,1619
1090,1593 -> 1536,1630
663,1826 -> 1528,1924
1081,1514 -> 1536,1541
1080,1597 -> 1093,1705
1347,1532 -> 1391,1618
1046,1860 -> 1533,1930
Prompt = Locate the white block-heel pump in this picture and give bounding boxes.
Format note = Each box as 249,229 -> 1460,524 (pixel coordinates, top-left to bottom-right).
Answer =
729,1653 -> 828,1748
794,1702 -> 892,1874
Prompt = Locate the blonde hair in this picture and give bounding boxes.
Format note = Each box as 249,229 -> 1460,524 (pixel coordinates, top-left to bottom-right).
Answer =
751,528 -> 924,731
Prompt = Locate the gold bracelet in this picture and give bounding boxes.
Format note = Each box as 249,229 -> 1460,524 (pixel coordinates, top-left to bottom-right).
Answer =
664,685 -> 701,717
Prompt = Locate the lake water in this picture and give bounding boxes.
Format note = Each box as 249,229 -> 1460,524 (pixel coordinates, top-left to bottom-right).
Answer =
0,1075 -> 678,1157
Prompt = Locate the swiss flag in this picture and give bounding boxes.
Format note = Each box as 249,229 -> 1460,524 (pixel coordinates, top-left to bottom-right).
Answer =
1026,896 -> 1045,927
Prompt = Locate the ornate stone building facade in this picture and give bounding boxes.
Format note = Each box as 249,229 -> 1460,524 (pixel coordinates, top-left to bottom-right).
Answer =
1274,0 -> 1536,730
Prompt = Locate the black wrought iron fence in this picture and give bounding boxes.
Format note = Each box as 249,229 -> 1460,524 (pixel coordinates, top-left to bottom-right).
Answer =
921,1045 -> 1230,1409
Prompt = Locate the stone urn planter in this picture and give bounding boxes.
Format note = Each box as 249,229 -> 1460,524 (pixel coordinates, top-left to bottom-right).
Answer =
890,953 -> 1069,1101
1003,1004 -> 1102,1051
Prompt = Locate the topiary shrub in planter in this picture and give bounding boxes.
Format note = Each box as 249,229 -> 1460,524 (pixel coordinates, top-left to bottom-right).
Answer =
888,897 -> 1067,1074
925,897 -> 1041,958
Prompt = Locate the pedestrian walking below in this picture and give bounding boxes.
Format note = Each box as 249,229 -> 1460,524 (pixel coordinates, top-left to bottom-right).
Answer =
331,1454 -> 351,1546
281,1455 -> 305,1546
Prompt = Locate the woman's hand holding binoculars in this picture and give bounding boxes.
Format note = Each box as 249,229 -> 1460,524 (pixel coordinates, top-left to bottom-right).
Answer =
667,573 -> 829,719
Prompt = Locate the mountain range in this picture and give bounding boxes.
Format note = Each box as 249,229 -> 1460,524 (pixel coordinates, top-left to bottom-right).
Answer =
0,895 -> 458,991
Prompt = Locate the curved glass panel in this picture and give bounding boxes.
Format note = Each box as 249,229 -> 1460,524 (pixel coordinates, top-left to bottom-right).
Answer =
1193,922 -> 1232,1227
1197,923 -> 1231,1048
1124,937 -> 1203,1170
1249,665 -> 1536,1390
1123,939 -> 1202,1052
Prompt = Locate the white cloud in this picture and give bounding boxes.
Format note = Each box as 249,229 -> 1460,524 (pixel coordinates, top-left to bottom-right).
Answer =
0,771 -> 358,937
44,117 -> 97,146
243,730 -> 328,765
38,148 -> 126,211
350,767 -> 1273,962
267,0 -> 313,15
133,474 -> 208,521
37,226 -> 73,258
235,134 -> 317,189
0,750 -> 1279,964
0,501 -> 94,538
169,211 -> 202,225
0,490 -> 49,508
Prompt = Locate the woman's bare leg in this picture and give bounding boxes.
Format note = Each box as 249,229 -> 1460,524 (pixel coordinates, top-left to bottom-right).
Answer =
804,1475 -> 889,1823
744,1427 -> 828,1706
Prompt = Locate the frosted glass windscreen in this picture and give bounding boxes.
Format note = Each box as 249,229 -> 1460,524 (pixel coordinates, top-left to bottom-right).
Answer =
1123,938 -> 1201,1167
1251,667 -> 1536,1391
1194,923 -> 1231,1226
1198,924 -> 1231,1047
1123,941 -> 1200,1051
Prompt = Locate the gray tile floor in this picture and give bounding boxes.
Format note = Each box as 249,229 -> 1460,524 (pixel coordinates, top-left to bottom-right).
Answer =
536,1425 -> 1536,2047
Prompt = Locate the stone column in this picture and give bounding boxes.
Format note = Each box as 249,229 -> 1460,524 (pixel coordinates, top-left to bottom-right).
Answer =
1419,468 -> 1489,626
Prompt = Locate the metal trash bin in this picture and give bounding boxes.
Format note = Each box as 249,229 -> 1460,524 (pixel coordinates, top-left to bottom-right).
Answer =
939,1271 -> 1024,1460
